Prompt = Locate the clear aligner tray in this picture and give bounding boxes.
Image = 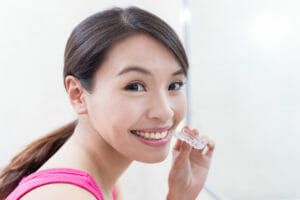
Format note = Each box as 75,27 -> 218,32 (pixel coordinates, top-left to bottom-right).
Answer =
171,127 -> 208,150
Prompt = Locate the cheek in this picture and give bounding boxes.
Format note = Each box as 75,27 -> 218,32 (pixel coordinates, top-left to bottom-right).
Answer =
173,93 -> 187,122
109,101 -> 139,131
89,92 -> 142,132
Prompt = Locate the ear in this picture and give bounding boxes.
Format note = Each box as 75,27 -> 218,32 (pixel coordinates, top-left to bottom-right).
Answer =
65,75 -> 88,115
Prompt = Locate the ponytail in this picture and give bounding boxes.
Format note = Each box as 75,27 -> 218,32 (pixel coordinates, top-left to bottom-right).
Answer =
0,120 -> 78,199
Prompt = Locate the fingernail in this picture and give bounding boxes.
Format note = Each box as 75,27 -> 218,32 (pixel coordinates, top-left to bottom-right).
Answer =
192,129 -> 199,134
184,125 -> 190,130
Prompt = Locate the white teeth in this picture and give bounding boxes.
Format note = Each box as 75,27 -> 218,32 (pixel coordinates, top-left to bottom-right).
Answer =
150,134 -> 156,139
133,130 -> 168,139
155,133 -> 160,139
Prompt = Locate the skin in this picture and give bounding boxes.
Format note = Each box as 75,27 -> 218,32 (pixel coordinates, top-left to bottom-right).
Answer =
20,33 -> 215,200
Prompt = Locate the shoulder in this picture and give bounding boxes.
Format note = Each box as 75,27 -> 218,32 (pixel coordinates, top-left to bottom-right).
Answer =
20,183 -> 98,200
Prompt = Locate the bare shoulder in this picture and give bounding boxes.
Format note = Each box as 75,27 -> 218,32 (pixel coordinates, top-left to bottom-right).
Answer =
20,183 -> 97,200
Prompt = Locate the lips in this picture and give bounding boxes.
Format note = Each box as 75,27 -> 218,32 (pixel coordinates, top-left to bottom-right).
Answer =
130,129 -> 171,147
129,126 -> 172,148
130,127 -> 171,139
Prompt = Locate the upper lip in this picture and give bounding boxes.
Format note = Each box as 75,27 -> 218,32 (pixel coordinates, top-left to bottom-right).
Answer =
131,126 -> 172,133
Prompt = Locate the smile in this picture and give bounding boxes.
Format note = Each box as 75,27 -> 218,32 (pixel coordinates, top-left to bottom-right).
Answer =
130,130 -> 168,140
130,129 -> 171,147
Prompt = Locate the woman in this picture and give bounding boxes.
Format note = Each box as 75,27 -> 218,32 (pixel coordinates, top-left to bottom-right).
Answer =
0,6 -> 215,200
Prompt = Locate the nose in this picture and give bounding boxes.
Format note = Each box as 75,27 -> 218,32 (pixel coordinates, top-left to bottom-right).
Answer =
146,92 -> 174,122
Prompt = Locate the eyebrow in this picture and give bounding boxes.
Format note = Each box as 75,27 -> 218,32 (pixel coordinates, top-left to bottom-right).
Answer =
117,65 -> 185,76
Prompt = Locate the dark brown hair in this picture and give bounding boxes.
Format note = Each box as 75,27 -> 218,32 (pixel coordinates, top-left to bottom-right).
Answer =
0,6 -> 188,199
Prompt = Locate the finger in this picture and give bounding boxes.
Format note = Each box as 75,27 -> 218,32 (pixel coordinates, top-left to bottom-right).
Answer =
177,141 -> 192,161
191,128 -> 199,136
204,139 -> 215,157
173,138 -> 182,151
184,124 -> 191,130
191,128 -> 209,142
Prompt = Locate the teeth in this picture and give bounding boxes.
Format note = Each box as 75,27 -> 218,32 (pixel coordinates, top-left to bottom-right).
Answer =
155,133 -> 160,139
133,130 -> 168,140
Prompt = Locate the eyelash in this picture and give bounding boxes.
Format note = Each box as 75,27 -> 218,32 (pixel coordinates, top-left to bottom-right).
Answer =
124,81 -> 186,92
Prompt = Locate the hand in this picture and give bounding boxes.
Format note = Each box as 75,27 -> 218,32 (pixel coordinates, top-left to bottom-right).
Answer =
167,125 -> 215,200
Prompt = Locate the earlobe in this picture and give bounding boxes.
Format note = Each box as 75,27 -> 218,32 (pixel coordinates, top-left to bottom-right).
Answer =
65,75 -> 88,115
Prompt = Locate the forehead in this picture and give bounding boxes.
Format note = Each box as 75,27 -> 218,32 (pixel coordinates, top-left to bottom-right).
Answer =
95,33 -> 183,78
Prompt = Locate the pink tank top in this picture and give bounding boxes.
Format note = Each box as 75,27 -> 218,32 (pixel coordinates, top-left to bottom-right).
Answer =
5,168 -> 117,200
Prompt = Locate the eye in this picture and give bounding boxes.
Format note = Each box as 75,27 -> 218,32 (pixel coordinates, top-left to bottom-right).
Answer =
124,82 -> 146,92
124,81 -> 185,92
168,81 -> 185,91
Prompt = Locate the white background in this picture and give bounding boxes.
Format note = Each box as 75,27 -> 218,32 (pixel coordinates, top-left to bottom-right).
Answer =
0,0 -> 299,199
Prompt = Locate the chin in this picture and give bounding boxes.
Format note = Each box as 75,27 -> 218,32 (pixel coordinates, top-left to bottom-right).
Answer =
135,151 -> 169,163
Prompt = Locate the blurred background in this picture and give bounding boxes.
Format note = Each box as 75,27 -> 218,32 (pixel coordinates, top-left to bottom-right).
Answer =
0,0 -> 299,199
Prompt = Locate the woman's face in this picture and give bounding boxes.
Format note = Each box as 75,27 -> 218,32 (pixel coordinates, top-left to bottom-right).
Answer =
85,33 -> 187,163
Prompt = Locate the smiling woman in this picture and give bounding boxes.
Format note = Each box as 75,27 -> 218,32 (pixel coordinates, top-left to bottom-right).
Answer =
0,6 -> 215,200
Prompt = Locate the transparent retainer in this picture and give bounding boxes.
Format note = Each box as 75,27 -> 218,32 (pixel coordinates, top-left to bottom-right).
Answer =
171,127 -> 208,150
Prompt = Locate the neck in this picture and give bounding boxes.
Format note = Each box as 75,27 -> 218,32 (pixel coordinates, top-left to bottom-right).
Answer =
61,117 -> 132,196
